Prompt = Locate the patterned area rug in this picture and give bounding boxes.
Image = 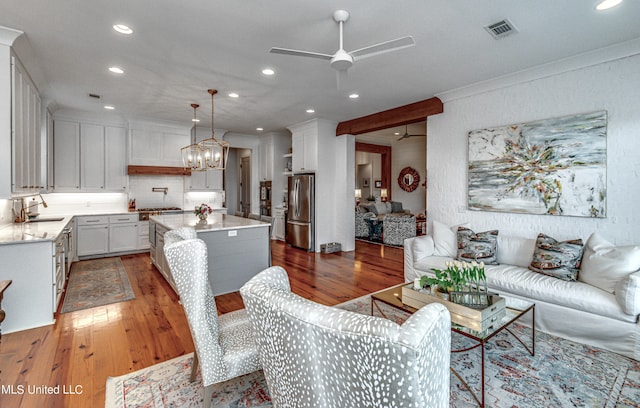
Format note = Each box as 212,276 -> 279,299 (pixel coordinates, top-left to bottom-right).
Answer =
61,257 -> 135,313
105,294 -> 640,407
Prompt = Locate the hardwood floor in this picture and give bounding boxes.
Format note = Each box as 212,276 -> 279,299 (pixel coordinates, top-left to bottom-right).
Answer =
0,240 -> 404,407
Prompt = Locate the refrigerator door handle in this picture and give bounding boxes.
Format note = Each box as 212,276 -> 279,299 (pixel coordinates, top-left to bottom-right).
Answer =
287,220 -> 307,226
294,178 -> 300,218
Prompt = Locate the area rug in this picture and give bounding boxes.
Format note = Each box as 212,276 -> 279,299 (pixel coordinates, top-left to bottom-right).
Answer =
61,257 -> 135,313
105,294 -> 640,408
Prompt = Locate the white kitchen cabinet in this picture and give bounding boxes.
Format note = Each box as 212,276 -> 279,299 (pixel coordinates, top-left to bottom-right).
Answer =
259,141 -> 274,181
11,55 -> 42,193
80,123 -> 105,190
77,222 -> 110,257
273,207 -> 286,241
108,214 -> 138,252
138,221 -> 150,250
105,125 -> 127,191
129,123 -> 190,167
291,125 -> 317,172
185,169 -> 223,191
53,120 -> 81,190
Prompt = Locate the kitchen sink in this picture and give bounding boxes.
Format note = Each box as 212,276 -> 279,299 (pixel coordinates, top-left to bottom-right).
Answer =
28,217 -> 65,222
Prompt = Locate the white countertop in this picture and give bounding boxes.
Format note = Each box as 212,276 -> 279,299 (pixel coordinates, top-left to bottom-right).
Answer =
0,215 -> 75,245
151,213 -> 269,232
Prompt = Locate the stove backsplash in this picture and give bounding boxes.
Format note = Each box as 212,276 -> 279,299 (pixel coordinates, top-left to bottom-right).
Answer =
129,175 -> 184,209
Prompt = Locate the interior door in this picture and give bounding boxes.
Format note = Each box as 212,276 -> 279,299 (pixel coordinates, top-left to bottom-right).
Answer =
240,156 -> 251,216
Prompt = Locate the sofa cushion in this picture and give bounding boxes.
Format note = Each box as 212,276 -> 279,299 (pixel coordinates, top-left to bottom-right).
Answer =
529,234 -> 583,281
497,235 -> 536,268
364,203 -> 377,215
456,227 -> 499,264
615,271 -> 640,316
433,220 -> 467,257
580,233 -> 640,293
485,264 -> 636,323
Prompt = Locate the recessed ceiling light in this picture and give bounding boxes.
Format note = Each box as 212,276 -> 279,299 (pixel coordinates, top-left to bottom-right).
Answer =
349,93 -> 359,99
256,127 -> 264,131
394,132 -> 400,135
306,109 -> 315,113
108,66 -> 124,74
113,24 -> 133,35
228,92 -> 239,98
104,105 -> 115,110
595,0 -> 623,10
192,119 -> 200,122
261,68 -> 275,76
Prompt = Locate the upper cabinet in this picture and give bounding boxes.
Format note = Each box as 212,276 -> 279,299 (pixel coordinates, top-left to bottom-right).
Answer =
11,55 -> 42,193
289,121 -> 318,173
129,122 -> 190,167
53,118 -> 127,192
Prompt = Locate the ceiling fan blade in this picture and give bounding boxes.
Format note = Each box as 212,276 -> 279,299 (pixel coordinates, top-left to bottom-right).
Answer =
408,134 -> 426,137
350,36 -> 415,60
269,47 -> 333,60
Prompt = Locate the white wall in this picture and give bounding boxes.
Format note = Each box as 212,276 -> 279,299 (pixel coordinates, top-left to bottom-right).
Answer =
427,53 -> 640,245
391,137 -> 426,215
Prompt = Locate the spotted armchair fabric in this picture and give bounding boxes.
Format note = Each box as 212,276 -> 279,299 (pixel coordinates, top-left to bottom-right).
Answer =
355,212 -> 375,238
164,232 -> 261,407
240,266 -> 451,408
383,214 -> 417,246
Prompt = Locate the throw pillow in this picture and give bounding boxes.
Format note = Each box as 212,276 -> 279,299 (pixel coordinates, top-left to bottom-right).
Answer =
579,233 -> 640,293
496,235 -> 537,268
615,271 -> 640,316
412,236 -> 435,261
433,220 -> 467,257
374,202 -> 388,215
529,234 -> 584,281
390,201 -> 404,213
365,204 -> 378,215
456,227 -> 499,264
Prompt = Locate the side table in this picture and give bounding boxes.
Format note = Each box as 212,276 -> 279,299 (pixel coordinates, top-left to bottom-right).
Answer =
0,280 -> 12,340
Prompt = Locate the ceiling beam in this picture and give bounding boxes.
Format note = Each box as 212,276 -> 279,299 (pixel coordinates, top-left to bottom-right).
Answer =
336,97 -> 443,136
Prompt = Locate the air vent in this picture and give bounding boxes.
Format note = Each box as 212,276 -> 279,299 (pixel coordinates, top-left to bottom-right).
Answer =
89,93 -> 101,99
484,18 -> 518,39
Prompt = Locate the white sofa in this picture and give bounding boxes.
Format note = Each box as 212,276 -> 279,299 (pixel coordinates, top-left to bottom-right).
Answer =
404,227 -> 640,361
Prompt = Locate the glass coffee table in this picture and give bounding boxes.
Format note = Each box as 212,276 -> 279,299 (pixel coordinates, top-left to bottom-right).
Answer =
371,283 -> 535,408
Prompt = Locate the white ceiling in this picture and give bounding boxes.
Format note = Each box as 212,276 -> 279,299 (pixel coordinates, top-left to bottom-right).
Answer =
2,1 -> 640,137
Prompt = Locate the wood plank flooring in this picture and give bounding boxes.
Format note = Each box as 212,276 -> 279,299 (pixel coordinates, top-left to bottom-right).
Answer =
0,240 -> 404,407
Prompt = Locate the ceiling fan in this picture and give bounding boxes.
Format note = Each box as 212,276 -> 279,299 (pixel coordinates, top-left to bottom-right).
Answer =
397,124 -> 426,141
270,10 -> 415,83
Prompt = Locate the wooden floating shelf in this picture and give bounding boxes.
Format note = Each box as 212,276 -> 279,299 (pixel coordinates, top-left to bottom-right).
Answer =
127,165 -> 192,176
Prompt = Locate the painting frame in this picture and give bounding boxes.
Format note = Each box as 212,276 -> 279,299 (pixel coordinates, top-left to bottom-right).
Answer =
362,178 -> 370,188
467,111 -> 607,218
374,179 -> 382,188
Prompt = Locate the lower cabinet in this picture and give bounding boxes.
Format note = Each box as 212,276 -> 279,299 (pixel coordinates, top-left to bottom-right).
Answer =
273,208 -> 286,241
77,222 -> 109,257
153,224 -> 177,292
76,214 -> 140,257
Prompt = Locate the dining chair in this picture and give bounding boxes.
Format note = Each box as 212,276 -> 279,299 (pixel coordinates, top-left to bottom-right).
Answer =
164,231 -> 261,408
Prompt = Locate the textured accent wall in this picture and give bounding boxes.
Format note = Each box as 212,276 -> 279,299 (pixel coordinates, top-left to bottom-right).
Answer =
427,54 -> 640,245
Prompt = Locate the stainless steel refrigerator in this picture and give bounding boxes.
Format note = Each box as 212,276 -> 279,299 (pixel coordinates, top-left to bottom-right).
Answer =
287,174 -> 315,251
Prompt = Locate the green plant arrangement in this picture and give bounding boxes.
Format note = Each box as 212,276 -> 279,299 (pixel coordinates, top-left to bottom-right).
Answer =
419,260 -> 489,307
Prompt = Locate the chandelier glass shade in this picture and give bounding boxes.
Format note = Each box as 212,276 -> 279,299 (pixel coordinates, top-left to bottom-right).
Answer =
181,103 -> 207,172
181,89 -> 229,171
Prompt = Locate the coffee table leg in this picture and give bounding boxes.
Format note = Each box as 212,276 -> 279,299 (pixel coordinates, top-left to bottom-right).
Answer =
451,341 -> 484,407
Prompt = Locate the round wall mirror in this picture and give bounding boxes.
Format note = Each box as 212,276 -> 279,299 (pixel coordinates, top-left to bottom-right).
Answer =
398,167 -> 420,192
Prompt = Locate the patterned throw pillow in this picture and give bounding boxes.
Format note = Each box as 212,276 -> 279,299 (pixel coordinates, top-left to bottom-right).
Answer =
456,227 -> 499,264
529,234 -> 584,281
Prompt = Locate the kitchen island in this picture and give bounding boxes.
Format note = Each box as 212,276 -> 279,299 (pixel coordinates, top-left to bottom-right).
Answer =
149,213 -> 270,296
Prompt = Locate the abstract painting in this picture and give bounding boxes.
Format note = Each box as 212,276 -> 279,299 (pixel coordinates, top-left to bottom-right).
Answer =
468,111 -> 607,218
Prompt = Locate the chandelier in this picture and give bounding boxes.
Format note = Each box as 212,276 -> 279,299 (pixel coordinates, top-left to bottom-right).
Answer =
181,103 -> 206,171
181,89 -> 230,171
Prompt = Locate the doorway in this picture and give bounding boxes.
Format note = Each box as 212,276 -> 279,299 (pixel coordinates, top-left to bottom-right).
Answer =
240,156 -> 251,216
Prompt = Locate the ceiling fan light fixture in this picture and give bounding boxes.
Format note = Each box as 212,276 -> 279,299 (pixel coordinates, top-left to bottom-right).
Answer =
108,66 -> 124,74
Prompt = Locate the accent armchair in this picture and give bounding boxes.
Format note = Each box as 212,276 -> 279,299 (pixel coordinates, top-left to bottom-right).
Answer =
164,229 -> 261,408
383,214 -> 417,246
240,266 -> 451,408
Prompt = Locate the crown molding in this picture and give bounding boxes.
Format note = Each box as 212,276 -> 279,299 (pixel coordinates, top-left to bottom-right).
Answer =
0,25 -> 23,46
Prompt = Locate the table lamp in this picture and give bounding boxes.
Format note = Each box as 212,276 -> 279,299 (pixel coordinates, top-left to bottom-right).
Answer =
380,188 -> 388,202
355,189 -> 362,205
